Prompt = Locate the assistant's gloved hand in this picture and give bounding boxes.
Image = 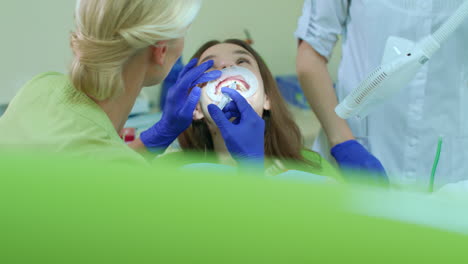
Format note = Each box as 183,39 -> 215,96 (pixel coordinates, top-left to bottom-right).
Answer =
207,87 -> 265,163
140,58 -> 221,152
331,140 -> 389,185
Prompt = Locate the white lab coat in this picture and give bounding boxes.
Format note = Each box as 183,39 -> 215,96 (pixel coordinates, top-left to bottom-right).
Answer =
295,0 -> 468,190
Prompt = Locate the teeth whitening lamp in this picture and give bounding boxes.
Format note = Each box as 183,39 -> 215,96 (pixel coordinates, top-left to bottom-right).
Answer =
335,0 -> 468,119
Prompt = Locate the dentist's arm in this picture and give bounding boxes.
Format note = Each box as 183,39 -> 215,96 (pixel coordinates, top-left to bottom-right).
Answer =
296,41 -> 388,183
296,40 -> 354,147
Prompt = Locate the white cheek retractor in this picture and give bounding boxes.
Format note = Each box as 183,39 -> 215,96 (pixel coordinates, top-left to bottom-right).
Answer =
204,66 -> 259,109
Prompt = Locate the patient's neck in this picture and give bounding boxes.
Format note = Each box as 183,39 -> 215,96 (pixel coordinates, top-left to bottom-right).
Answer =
209,127 -> 236,166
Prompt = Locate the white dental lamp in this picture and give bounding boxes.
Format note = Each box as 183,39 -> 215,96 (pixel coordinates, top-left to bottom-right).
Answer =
335,0 -> 468,119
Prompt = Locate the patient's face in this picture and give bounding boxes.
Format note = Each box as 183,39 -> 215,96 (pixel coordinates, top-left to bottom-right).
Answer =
194,43 -> 270,123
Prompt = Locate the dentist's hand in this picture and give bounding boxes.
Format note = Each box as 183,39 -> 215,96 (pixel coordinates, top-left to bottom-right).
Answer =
140,58 -> 221,152
208,88 -> 265,163
331,140 -> 389,185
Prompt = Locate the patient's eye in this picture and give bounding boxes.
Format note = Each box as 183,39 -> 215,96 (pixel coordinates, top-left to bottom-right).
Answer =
236,57 -> 251,65
208,64 -> 218,71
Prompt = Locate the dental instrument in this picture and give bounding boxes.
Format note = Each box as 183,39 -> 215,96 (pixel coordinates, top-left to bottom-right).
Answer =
217,83 -> 235,110
429,137 -> 443,193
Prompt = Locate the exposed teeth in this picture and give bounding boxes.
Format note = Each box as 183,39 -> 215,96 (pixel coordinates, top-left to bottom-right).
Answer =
219,80 -> 248,92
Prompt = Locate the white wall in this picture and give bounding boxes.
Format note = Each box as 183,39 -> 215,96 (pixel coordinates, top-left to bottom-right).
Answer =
183,0 -> 342,78
0,0 -> 342,106
183,0 -> 305,75
0,1 -> 75,104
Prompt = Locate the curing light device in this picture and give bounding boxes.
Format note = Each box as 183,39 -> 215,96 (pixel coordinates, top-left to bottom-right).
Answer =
335,0 -> 468,119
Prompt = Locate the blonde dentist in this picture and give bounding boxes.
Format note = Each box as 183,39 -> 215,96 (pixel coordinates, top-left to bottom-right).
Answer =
0,0 -> 221,164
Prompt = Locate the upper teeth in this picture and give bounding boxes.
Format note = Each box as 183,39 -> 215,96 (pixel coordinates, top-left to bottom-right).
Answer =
219,80 -> 247,92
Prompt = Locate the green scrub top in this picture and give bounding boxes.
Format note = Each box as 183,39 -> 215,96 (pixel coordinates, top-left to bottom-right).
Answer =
0,72 -> 147,165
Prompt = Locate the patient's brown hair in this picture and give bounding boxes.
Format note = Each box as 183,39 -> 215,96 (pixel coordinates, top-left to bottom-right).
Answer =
178,39 -> 320,168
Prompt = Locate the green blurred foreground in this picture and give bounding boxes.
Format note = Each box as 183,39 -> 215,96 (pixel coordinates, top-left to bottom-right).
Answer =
1,151 -> 467,263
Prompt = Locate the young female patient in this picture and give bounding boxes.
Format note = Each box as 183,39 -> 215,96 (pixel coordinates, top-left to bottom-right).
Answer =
160,39 -> 340,179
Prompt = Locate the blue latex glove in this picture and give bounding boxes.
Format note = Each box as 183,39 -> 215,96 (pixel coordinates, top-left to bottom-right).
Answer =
331,140 -> 389,184
207,88 -> 265,163
160,57 -> 184,110
220,100 -> 241,125
140,58 -> 221,152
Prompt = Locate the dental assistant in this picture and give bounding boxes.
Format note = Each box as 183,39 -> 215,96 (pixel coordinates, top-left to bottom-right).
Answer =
295,0 -> 468,189
0,0 -> 221,164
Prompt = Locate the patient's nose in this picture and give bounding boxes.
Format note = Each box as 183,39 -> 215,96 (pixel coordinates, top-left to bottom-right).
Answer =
219,61 -> 235,70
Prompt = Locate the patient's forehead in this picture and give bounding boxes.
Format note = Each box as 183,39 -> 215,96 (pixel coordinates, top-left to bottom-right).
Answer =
200,43 -> 253,63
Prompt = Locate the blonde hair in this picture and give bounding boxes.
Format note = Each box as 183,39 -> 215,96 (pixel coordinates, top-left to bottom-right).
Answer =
70,0 -> 201,100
